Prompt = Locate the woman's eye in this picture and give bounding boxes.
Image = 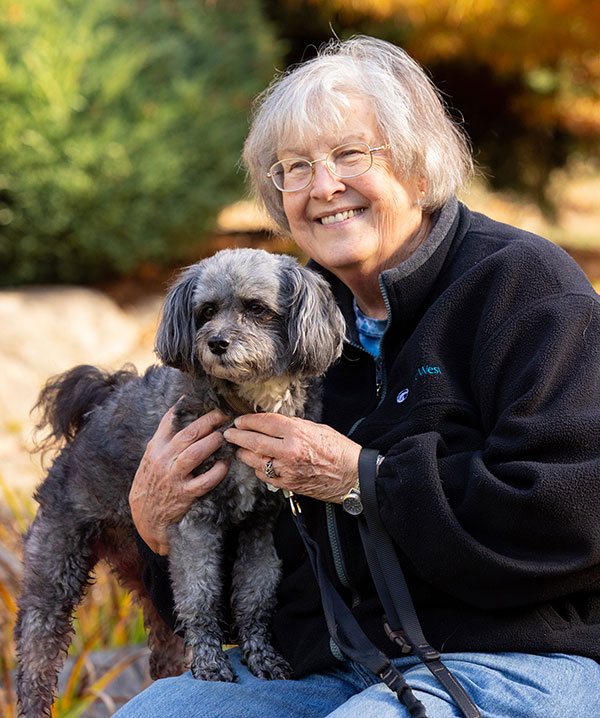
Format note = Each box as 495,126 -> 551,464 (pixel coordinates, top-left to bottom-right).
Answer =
287,160 -> 309,174
336,148 -> 364,163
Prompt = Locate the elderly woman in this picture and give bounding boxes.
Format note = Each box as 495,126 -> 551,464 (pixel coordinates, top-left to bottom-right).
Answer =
119,36 -> 600,717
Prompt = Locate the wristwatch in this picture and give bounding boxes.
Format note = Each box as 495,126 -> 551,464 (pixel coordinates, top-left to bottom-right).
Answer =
341,454 -> 384,516
341,484 -> 363,516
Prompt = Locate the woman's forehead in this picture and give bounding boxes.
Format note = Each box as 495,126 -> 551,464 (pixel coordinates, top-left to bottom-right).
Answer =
276,96 -> 379,155
277,131 -> 372,157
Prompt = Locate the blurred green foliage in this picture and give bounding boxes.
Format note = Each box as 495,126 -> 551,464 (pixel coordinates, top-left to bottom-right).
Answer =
0,0 -> 283,286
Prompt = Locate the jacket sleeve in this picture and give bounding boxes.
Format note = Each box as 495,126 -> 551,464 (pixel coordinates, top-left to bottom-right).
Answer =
134,532 -> 178,630
376,292 -> 600,610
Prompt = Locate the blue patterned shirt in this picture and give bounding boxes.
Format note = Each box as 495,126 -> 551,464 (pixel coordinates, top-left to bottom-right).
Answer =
353,298 -> 387,358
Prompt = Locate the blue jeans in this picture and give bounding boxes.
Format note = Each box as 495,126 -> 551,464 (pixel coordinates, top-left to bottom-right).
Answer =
113,647 -> 600,717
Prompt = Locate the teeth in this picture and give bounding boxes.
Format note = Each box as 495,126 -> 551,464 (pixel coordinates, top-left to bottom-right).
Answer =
320,208 -> 364,225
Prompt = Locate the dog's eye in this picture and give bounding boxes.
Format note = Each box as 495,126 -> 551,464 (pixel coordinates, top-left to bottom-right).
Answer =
197,303 -> 217,322
244,300 -> 269,318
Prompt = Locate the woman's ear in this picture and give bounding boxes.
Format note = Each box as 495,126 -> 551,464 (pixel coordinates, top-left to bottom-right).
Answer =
416,177 -> 428,207
154,265 -> 201,372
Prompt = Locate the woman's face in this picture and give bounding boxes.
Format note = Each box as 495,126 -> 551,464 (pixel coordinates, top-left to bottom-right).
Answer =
279,97 -> 425,279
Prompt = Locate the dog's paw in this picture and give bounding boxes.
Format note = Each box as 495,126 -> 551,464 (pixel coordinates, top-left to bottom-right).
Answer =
190,655 -> 236,683
243,646 -> 293,680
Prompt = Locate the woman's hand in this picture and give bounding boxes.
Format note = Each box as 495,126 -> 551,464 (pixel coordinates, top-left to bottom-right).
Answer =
129,406 -> 230,555
223,413 -> 361,503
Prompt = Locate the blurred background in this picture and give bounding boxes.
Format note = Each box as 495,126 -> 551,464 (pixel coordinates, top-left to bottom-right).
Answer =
1,0 -> 599,288
1,1 -> 599,715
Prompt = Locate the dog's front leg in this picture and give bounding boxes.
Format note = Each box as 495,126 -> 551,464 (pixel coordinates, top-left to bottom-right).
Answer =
232,494 -> 292,680
167,507 -> 234,682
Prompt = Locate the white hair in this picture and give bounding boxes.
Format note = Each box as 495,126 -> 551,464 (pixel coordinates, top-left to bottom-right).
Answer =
243,36 -> 474,233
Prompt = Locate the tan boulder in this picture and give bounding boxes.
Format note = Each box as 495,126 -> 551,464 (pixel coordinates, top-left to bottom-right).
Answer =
0,286 -> 161,491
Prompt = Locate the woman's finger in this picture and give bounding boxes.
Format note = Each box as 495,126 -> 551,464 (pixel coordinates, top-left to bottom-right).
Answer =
232,412 -> 288,437
233,447 -> 272,476
184,459 -> 231,497
170,408 -> 230,452
172,430 -> 225,477
223,426 -> 283,458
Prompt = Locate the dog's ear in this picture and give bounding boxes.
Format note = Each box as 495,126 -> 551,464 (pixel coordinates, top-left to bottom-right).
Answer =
282,257 -> 346,376
155,265 -> 201,372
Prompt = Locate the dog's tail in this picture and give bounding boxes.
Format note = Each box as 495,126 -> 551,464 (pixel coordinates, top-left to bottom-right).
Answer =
33,364 -> 138,450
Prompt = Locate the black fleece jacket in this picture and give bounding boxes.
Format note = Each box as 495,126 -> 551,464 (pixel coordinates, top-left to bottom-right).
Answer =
141,197 -> 600,677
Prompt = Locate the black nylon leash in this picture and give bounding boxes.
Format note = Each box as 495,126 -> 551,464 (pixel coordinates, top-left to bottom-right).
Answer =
289,495 -> 427,717
358,448 -> 480,718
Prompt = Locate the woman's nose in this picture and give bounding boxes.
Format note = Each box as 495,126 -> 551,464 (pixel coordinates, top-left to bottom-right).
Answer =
309,161 -> 345,200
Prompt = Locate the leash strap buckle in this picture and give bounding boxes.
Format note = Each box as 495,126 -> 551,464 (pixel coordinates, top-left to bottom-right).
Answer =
383,621 -> 412,654
288,493 -> 301,516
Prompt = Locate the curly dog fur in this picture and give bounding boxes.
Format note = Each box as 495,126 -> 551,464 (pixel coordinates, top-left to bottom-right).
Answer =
14,248 -> 345,718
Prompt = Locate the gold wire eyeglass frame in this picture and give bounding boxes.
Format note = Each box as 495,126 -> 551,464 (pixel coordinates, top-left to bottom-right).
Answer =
267,142 -> 390,192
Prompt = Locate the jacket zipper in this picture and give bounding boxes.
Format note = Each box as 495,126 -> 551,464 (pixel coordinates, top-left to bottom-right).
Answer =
325,502 -> 361,662
326,503 -> 361,607
375,356 -> 384,397
346,276 -> 392,433
325,281 -> 392,659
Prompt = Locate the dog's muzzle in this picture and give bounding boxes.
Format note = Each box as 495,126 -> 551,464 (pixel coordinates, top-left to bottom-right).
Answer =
208,336 -> 230,356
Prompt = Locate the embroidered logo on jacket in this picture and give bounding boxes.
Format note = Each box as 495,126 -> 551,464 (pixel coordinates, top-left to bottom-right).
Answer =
395,366 -> 443,404
414,365 -> 442,380
396,388 -> 410,403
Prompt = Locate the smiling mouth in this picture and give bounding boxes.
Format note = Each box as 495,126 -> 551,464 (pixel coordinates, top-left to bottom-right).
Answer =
319,208 -> 366,225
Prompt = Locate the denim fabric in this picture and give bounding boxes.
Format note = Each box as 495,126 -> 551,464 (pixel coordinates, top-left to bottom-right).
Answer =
113,647 -> 600,718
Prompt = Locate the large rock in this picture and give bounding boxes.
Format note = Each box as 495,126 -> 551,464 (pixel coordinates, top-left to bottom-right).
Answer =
0,286 -> 161,491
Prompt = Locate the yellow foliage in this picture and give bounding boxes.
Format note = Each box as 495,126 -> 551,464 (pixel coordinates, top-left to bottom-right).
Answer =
291,0 -> 600,140
306,0 -> 599,64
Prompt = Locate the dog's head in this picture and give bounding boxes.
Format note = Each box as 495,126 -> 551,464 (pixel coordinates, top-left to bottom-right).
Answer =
155,248 -> 346,384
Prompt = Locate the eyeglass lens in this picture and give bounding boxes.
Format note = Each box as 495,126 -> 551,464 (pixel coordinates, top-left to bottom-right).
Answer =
270,142 -> 374,191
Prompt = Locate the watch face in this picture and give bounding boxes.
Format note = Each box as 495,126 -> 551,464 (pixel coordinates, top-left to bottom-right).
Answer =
342,490 -> 363,516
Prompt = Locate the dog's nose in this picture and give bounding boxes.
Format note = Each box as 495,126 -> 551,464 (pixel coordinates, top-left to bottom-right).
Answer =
208,336 -> 230,356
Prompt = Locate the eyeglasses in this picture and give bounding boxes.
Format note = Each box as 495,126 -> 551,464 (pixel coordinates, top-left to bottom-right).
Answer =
267,142 -> 390,193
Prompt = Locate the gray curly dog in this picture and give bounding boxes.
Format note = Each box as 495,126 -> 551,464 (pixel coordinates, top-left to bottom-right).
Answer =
14,248 -> 346,718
